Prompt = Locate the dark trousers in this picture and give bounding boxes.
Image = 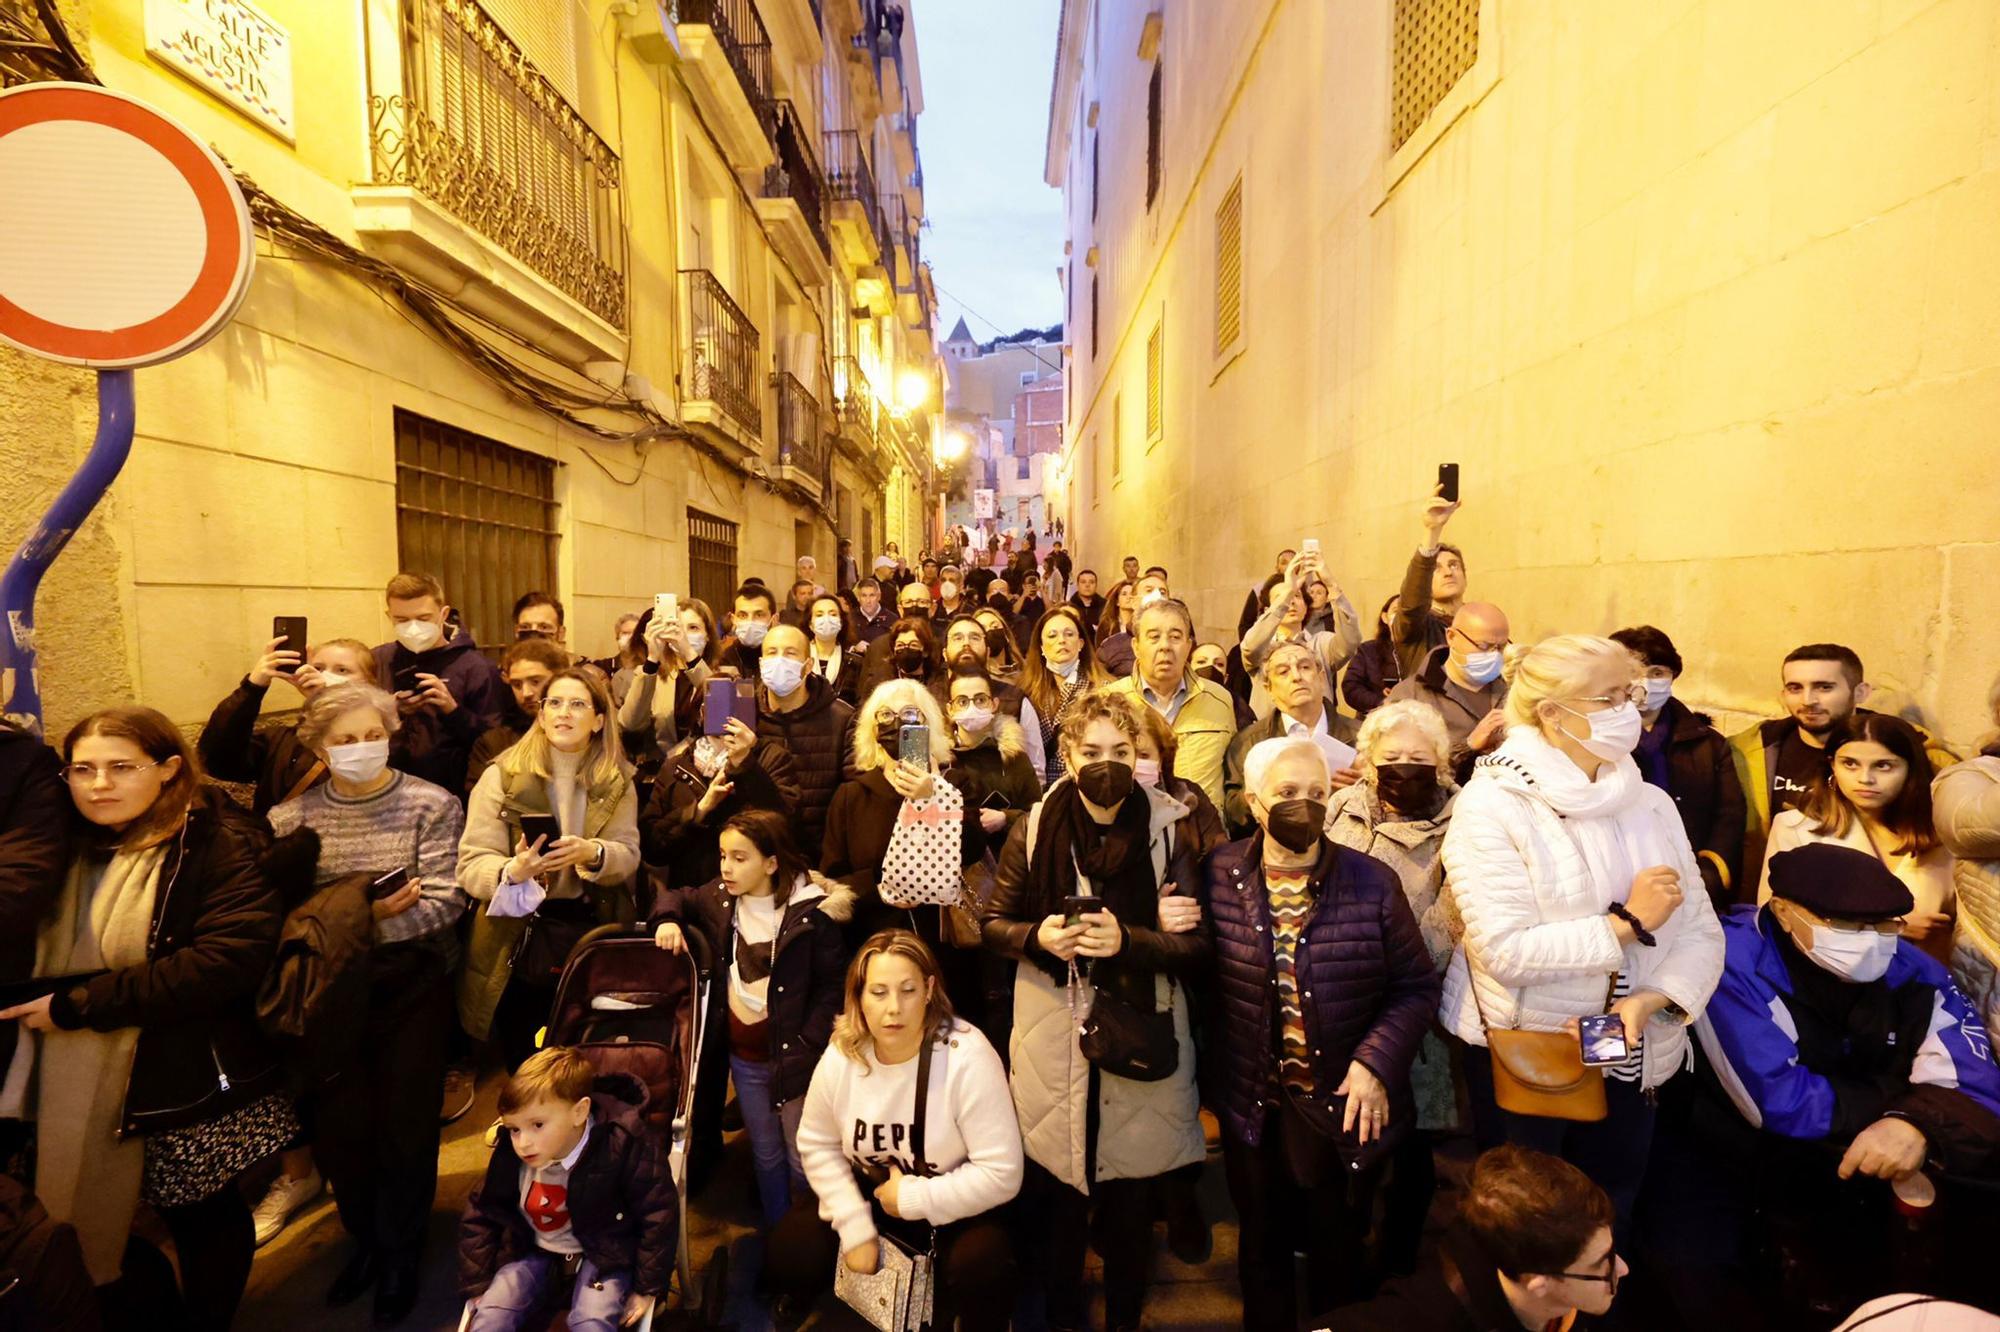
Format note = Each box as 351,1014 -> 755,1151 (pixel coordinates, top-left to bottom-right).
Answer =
158,1188 -> 255,1332
1379,1128 -> 1437,1278
1221,1119 -> 1378,1332
764,1194 -> 1014,1332
314,948 -> 452,1263
1039,1168 -> 1153,1330
492,978 -> 555,1075
1462,1041 -> 1656,1243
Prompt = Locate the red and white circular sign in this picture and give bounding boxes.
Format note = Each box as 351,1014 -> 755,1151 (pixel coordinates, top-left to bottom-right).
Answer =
0,81 -> 254,368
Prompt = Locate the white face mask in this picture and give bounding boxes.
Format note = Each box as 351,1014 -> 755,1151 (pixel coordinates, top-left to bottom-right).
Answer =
811,614 -> 843,641
1461,649 -> 1504,685
1556,701 -> 1642,761
681,632 -> 706,660
940,582 -> 959,600
325,738 -> 390,784
735,620 -> 768,648
1140,589 -> 1167,609
1800,921 -> 1900,983
759,655 -> 805,697
1643,678 -> 1673,712
1134,758 -> 1163,788
315,670 -> 352,689
952,704 -> 995,735
395,619 -> 442,654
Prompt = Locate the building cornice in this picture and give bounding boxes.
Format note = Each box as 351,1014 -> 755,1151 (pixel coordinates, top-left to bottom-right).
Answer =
1044,0 -> 1089,186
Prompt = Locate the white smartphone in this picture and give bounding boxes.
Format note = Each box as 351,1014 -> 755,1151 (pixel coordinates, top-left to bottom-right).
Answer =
654,592 -> 678,623
1301,538 -> 1321,558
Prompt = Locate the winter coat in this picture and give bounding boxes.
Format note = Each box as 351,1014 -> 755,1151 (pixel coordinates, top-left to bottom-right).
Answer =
1388,646 -> 1507,785
0,726 -> 68,1076
1934,754 -> 2000,1033
755,674 -> 856,862
1201,835 -> 1439,1147
1390,547 -> 1453,681
648,872 -> 854,1105
1161,774 -> 1229,863
48,788 -> 285,1135
1103,673 -> 1238,813
371,623 -> 507,794
1438,729 -> 1726,1091
1097,631 -> 1135,678
196,679 -> 330,814
1325,780 -> 1462,1131
1341,638 -> 1402,719
1638,698 -> 1748,906
1695,905 -> 2000,1177
465,718 -> 526,796
458,1073 -> 678,1297
981,781 -> 1209,1192
946,717 -> 1042,839
1729,712 -> 1959,884
616,663 -> 707,778
1221,705 -> 1361,838
639,735 -> 800,891
821,768 -> 986,940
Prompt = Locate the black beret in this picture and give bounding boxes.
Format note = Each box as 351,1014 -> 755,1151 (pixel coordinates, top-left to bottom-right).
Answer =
1766,843 -> 1913,921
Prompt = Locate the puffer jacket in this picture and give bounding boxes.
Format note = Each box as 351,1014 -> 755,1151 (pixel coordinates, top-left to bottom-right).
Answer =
982,781 -> 1208,1191
1934,754 -> 2000,1032
648,870 -> 854,1105
1201,835 -> 1439,1147
754,674 -> 856,861
459,1072 -> 677,1297
1438,729 -> 1726,1090
639,734 -> 800,891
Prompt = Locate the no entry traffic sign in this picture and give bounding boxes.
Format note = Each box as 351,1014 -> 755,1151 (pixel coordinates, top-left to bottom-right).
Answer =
0,80 -> 254,368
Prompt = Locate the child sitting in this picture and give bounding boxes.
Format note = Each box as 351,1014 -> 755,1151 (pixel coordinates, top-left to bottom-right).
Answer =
459,1047 -> 675,1331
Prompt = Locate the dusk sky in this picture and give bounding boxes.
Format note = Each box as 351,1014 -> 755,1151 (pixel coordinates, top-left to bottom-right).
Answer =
914,0 -> 1065,343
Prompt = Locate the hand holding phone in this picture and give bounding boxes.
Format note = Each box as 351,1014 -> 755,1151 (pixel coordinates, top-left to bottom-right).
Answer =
1062,894 -> 1096,928
250,635 -> 304,689
1437,462 -> 1461,504
273,615 -> 309,659
1578,1013 -> 1629,1067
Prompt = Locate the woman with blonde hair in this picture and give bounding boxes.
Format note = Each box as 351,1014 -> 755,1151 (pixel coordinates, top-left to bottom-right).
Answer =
460,668 -> 641,1066
770,929 -> 1022,1330
1439,634 -> 1723,1237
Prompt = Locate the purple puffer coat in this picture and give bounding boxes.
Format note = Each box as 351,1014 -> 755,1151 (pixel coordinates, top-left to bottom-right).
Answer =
1200,834 -> 1440,1147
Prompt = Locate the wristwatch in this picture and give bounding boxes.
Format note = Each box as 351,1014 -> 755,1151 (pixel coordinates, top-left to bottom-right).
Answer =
588,841 -> 607,872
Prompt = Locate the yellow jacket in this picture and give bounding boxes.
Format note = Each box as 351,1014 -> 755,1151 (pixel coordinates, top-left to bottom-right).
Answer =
1106,673 -> 1238,813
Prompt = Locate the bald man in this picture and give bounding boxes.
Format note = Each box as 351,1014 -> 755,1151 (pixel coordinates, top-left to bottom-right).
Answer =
1388,601 -> 1511,782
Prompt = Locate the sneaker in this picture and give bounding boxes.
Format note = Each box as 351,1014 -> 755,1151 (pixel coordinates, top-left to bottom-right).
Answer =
251,1168 -> 323,1246
440,1064 -> 476,1124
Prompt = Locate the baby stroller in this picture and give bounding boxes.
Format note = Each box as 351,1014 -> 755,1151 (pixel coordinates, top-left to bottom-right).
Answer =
460,924 -> 723,1330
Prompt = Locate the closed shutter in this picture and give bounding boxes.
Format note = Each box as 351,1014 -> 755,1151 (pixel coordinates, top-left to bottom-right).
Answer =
1392,0 -> 1480,151
1214,175 -> 1243,357
476,0 -> 581,107
1145,322 -> 1163,441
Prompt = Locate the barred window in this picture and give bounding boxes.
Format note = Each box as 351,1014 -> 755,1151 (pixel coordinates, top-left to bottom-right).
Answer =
1091,276 -> 1100,360
1392,0 -> 1480,151
1111,394 -> 1122,482
1145,322 -> 1163,442
1214,175 -> 1243,357
394,409 -> 559,650
688,509 -> 740,614
1145,63 -> 1163,209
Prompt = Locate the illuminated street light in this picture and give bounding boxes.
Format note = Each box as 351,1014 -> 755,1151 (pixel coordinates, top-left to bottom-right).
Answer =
935,428 -> 971,463
897,367 -> 935,414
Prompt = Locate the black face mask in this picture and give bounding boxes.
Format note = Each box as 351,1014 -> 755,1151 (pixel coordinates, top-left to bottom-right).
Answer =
1195,665 -> 1228,686
1075,760 -> 1135,808
1376,762 -> 1441,814
1262,798 -> 1326,854
894,647 -> 927,675
875,720 -> 902,746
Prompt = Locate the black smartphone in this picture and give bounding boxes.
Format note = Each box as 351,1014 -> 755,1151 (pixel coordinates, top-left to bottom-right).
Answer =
1578,1014 -> 1629,1067
979,790 -> 1013,811
1437,462 -> 1460,503
273,615 -> 308,660
1062,894 -> 1097,927
391,662 -> 421,693
518,815 -> 562,849
368,867 -> 411,901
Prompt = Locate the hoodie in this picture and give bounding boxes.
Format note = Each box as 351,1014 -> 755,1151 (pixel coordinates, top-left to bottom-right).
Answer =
371,622 -> 506,796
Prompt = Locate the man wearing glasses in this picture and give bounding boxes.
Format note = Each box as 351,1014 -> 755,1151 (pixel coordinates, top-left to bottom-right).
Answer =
1323,1144 -> 1625,1330
1388,601 -> 1512,783
1689,843 -> 2000,1313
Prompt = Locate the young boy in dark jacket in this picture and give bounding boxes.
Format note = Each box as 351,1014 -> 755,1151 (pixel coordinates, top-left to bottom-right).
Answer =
459,1047 -> 675,1330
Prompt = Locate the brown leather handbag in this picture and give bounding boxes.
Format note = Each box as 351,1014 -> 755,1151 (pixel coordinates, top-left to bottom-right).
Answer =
1470,972 -> 1609,1123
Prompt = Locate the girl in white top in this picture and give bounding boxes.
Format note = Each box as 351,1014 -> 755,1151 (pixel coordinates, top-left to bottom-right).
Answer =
773,930 -> 1023,1332
1758,712 -> 1955,962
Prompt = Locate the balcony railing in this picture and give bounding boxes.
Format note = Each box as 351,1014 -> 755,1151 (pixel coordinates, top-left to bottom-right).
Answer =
368,0 -> 626,328
774,371 -> 827,481
824,129 -> 888,259
674,0 -> 774,123
835,355 -> 879,452
683,269 -> 762,434
763,99 -> 829,259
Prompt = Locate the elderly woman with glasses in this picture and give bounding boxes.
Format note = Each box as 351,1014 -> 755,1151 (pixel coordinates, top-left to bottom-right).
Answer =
1439,635 -> 1723,1238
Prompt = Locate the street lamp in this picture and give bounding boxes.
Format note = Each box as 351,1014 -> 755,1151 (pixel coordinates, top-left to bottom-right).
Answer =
935,428 -> 970,463
896,367 -> 934,414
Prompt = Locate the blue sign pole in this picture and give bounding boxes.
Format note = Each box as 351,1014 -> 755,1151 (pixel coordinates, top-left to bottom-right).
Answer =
0,368 -> 137,735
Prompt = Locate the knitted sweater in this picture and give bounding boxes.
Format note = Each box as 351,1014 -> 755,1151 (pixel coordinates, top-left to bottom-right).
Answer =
268,771 -> 467,950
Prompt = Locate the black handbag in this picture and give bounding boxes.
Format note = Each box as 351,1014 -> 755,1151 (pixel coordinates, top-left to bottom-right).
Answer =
1069,961 -> 1178,1082
1278,1083 -> 1402,1183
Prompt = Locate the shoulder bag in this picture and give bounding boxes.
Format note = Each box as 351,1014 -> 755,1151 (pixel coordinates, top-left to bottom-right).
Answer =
1468,970 -> 1609,1123
834,1037 -> 939,1331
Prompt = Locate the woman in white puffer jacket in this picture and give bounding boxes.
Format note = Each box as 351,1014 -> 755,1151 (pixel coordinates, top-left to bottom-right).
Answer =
1439,635 -> 1724,1233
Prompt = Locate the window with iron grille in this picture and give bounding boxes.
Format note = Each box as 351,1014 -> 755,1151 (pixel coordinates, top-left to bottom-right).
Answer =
1392,0 -> 1480,151
1110,393 -> 1122,482
394,409 -> 559,651
1091,276 -> 1100,360
687,509 -> 739,614
1091,133 -> 1100,222
1214,175 -> 1243,357
1145,322 -> 1163,442
1145,63 -> 1162,210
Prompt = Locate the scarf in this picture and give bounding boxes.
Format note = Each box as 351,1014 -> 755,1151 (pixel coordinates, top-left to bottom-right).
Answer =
1030,778 -> 1158,926
28,841 -> 170,1281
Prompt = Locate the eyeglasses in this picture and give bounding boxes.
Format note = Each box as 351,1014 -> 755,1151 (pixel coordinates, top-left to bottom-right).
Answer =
1536,1250 -> 1621,1289
541,697 -> 596,715
63,760 -> 163,786
1790,904 -> 1907,936
1573,684 -> 1650,709
1447,626 -> 1510,653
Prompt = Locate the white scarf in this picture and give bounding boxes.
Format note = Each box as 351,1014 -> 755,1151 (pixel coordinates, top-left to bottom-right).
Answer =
1486,728 -> 1681,907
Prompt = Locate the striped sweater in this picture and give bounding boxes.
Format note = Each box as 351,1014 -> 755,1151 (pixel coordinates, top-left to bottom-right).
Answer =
269,771 -> 468,953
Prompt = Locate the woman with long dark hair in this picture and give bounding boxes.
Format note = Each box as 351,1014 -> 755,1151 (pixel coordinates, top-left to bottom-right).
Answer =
806,593 -> 864,705
1018,606 -> 1109,785
616,597 -> 717,778
1341,595 -> 1405,719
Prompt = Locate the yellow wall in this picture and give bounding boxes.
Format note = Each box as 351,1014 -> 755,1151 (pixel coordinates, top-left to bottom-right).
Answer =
1060,0 -> 2000,748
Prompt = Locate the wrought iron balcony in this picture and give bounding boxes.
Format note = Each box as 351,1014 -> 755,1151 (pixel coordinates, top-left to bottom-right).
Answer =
674,0 -> 774,122
762,100 -> 829,262
834,355 -> 880,458
682,269 -> 762,436
774,371 -> 827,491
824,129 -> 888,265
367,0 -> 626,329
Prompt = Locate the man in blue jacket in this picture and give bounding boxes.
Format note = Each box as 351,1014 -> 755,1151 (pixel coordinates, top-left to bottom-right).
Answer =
1689,843 -> 2000,1314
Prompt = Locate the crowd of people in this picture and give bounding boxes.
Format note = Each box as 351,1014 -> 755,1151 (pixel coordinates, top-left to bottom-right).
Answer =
0,487 -> 1996,1331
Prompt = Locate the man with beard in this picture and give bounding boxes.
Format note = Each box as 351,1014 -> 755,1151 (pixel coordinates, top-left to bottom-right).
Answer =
935,615 -> 1022,718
